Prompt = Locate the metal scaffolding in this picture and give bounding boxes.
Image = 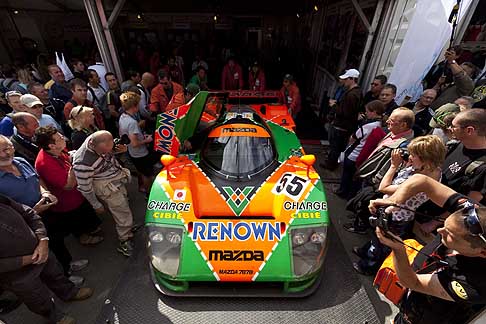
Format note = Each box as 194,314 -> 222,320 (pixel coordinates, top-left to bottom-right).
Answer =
83,0 -> 125,80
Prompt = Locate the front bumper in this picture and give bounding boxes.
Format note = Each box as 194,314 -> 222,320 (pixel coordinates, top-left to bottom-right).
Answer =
148,261 -> 324,297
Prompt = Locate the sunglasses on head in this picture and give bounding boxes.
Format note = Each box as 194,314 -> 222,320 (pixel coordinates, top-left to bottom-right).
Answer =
70,106 -> 85,119
462,201 -> 486,245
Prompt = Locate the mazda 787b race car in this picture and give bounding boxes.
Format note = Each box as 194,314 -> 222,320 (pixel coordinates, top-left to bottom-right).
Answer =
145,90 -> 329,296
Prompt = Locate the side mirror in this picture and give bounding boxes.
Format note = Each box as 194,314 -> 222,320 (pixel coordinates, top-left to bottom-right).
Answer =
161,154 -> 177,167
300,154 -> 316,178
300,154 -> 316,166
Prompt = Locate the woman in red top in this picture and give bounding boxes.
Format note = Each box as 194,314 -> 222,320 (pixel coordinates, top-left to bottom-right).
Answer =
34,126 -> 103,275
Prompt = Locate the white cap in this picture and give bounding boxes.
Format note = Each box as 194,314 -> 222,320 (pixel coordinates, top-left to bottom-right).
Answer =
339,69 -> 360,79
20,94 -> 43,108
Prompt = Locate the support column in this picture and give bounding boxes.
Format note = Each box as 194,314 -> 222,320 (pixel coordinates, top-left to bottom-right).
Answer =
83,0 -> 124,81
359,0 -> 385,75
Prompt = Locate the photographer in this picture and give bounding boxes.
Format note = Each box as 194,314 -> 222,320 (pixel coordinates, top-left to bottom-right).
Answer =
369,175 -> 486,324
72,130 -> 135,257
353,135 -> 446,275
430,49 -> 476,111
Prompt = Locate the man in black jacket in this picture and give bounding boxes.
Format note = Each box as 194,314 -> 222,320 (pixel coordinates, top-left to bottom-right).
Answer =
0,194 -> 92,324
370,175 -> 486,324
321,69 -> 362,170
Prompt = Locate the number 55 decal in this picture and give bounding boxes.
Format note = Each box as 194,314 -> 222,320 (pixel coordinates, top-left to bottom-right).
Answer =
272,173 -> 311,201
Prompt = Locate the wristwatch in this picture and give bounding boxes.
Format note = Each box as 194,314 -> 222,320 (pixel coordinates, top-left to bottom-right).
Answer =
40,237 -> 50,241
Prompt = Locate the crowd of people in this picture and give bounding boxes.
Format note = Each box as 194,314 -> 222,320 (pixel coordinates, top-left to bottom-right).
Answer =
0,41 -> 484,324
321,45 -> 486,324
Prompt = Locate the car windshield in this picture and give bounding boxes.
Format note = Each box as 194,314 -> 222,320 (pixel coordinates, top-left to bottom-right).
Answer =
202,123 -> 275,177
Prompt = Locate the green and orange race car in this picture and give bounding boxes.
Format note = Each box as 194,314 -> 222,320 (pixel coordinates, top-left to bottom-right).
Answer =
145,91 -> 329,296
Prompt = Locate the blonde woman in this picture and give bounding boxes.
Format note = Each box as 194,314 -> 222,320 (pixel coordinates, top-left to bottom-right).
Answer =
68,105 -> 98,150
13,68 -> 33,94
119,91 -> 155,193
353,135 -> 446,275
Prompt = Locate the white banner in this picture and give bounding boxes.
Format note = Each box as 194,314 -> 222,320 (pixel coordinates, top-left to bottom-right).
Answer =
389,0 -> 474,104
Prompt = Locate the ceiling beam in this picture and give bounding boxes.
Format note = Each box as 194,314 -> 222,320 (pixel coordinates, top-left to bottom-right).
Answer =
350,0 -> 371,31
107,0 -> 126,28
43,0 -> 70,11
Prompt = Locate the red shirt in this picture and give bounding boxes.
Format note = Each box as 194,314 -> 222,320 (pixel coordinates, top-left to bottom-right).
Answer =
35,149 -> 84,213
280,83 -> 302,114
248,70 -> 266,91
221,64 -> 244,90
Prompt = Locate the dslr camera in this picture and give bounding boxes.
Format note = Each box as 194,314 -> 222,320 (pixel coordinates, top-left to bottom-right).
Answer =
399,149 -> 409,162
369,207 -> 391,231
113,134 -> 131,147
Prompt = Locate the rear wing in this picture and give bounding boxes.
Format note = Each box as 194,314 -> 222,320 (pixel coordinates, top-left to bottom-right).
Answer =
226,90 -> 283,104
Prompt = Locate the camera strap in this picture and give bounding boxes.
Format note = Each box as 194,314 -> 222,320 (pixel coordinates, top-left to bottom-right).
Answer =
384,203 -> 450,268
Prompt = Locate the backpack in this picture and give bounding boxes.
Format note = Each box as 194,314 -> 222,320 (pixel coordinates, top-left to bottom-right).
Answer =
343,124 -> 365,157
357,136 -> 409,186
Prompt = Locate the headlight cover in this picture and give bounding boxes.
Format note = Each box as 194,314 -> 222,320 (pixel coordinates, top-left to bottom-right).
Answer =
147,225 -> 183,277
291,225 -> 328,277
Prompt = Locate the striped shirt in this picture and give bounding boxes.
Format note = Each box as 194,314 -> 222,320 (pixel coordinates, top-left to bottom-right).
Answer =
72,134 -> 123,209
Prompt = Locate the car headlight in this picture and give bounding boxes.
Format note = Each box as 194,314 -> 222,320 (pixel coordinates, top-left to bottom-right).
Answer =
147,225 -> 183,277
291,225 -> 328,277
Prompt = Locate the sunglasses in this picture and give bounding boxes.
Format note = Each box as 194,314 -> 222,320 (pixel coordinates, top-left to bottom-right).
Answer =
462,201 -> 486,245
70,106 -> 85,119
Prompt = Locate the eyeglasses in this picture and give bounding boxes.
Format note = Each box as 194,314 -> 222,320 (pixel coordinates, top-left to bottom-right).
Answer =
0,144 -> 14,154
462,201 -> 486,245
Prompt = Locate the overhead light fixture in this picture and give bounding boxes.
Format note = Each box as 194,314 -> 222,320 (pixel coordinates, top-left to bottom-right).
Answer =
213,15 -> 218,22
314,5 -> 318,12
137,13 -> 142,19
296,13 -> 300,18
13,10 -> 19,14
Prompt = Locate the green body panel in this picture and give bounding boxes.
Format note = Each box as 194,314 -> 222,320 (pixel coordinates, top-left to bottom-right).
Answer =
267,122 -> 302,162
289,181 -> 329,227
172,91 -> 209,144
255,233 -> 292,280
178,235 -> 215,280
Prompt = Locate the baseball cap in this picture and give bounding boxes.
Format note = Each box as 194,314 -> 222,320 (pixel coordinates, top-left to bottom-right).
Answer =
20,94 -> 43,108
429,103 -> 460,128
5,90 -> 22,100
339,69 -> 360,79
283,74 -> 294,82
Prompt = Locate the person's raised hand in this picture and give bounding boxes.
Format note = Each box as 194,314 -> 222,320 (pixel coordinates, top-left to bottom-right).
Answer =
390,149 -> 404,168
376,227 -> 405,251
